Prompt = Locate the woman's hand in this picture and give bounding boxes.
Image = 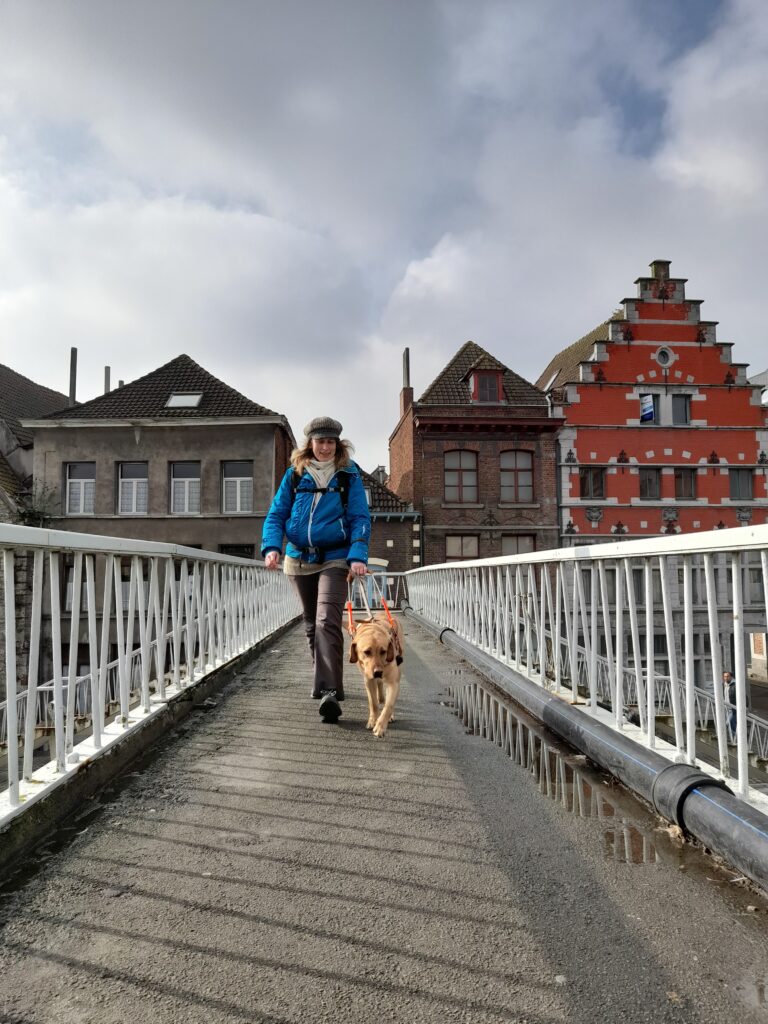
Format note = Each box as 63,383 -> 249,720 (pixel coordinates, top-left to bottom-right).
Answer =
264,551 -> 281,571
348,561 -> 367,577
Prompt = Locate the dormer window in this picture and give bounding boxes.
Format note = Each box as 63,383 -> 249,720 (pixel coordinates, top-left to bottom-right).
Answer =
166,392 -> 203,408
469,371 -> 503,403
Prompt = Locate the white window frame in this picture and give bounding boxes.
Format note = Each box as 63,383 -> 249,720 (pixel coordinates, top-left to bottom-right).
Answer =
66,464 -> 95,516
118,464 -> 148,516
222,474 -> 253,514
171,463 -> 201,515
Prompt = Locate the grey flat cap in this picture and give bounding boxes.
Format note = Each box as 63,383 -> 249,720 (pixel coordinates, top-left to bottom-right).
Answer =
304,416 -> 342,440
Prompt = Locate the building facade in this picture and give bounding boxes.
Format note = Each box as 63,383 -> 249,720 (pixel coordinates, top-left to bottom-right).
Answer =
389,342 -> 559,566
23,354 -> 295,557
359,466 -> 421,575
537,260 -> 768,544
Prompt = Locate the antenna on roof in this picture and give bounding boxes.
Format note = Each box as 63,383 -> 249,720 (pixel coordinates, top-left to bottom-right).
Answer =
69,347 -> 77,406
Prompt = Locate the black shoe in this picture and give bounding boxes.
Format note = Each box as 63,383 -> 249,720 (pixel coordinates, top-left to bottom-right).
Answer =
318,690 -> 342,723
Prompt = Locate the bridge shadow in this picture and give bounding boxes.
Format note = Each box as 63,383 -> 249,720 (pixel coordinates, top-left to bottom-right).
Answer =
1,622 -> 762,1023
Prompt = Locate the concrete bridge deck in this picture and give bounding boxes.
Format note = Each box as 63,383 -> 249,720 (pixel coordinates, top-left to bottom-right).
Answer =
1,619 -> 767,1024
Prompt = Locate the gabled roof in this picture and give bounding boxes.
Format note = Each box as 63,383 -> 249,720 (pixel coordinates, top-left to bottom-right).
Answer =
0,452 -> 21,500
418,341 -> 547,408
749,368 -> 768,388
359,468 -> 414,515
0,363 -> 70,445
37,354 -> 281,422
535,320 -> 613,391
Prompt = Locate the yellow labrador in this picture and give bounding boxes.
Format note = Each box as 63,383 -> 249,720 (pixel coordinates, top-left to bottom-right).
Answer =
349,613 -> 403,738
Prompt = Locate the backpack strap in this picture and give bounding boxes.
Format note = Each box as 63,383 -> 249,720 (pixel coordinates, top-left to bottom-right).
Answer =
289,469 -> 351,510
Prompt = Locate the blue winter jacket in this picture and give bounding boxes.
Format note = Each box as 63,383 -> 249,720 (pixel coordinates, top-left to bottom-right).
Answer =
261,463 -> 371,565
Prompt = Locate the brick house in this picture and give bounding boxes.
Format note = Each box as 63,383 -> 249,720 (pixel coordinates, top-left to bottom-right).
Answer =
388,342 -> 559,565
23,354 -> 295,558
537,260 -> 768,544
359,466 -> 420,576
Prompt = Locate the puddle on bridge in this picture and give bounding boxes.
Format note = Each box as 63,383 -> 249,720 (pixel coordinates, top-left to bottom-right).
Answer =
441,667 -> 768,884
442,670 -> 768,1012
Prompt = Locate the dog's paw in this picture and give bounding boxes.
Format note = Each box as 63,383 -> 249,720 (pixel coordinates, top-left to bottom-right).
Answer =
366,717 -> 376,730
373,720 -> 388,738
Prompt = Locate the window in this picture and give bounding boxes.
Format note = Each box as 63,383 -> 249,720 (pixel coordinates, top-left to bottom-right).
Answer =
165,393 -> 203,408
444,450 -> 478,503
730,469 -> 753,500
639,467 -> 661,500
674,468 -> 696,500
477,373 -> 499,402
500,450 -> 534,503
171,462 -> 201,514
445,535 -> 478,561
656,348 -> 672,367
579,467 -> 605,499
219,544 -> 255,559
639,394 -> 660,423
672,395 -> 691,425
118,462 -> 148,515
502,535 -> 535,556
222,460 -> 253,513
66,463 -> 95,515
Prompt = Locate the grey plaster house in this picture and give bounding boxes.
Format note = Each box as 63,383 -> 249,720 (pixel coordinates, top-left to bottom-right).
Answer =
22,354 -> 295,557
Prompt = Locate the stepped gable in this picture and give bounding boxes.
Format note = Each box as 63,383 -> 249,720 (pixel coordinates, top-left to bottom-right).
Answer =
0,363 -> 70,445
359,467 -> 413,514
42,354 -> 279,420
536,320 -> 613,392
418,341 -> 547,408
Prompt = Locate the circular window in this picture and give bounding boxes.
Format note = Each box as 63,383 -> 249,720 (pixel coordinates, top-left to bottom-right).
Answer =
656,348 -> 672,367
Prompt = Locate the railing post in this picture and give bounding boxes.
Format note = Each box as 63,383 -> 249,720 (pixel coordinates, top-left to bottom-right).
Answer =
3,549 -> 19,804
731,552 -> 750,800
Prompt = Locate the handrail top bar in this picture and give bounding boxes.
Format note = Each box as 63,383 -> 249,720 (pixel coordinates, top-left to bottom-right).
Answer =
0,522 -> 259,565
406,522 -> 768,574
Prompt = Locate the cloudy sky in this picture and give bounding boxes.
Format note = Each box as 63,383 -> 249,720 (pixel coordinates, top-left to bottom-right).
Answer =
1,0 -> 766,470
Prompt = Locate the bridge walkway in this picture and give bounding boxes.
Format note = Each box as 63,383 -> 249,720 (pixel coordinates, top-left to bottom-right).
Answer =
1,619 -> 767,1024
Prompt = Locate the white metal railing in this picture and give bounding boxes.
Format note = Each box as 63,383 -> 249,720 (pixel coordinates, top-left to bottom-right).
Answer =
347,571 -> 409,612
0,523 -> 300,820
406,524 -> 768,804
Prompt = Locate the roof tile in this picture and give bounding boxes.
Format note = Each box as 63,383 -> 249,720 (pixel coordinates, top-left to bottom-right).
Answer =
0,363 -> 70,445
419,341 -> 547,408
39,354 -> 279,421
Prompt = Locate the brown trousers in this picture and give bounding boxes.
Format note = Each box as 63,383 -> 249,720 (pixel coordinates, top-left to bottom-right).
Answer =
290,567 -> 348,696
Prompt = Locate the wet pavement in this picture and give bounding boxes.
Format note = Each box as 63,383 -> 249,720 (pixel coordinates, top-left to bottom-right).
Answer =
1,617 -> 768,1024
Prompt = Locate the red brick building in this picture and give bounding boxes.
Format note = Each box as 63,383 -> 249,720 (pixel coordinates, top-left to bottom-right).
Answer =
388,342 -> 559,565
537,260 -> 768,543
360,466 -> 421,575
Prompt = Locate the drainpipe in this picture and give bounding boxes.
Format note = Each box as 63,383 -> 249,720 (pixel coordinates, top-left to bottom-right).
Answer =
404,605 -> 768,893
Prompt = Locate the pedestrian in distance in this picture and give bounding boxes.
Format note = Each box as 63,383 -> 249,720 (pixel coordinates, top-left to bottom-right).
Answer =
723,670 -> 737,739
261,416 -> 371,723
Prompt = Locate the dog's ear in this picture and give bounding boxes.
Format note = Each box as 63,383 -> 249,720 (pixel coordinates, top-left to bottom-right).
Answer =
349,642 -> 358,663
386,640 -> 395,663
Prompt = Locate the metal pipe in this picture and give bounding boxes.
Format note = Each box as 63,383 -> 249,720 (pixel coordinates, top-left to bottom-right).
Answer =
404,603 -> 768,894
69,347 -> 77,406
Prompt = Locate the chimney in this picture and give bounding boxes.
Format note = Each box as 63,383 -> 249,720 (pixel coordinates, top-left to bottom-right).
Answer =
400,347 -> 413,418
68,347 -> 77,406
118,379 -> 124,388
104,366 -> 111,394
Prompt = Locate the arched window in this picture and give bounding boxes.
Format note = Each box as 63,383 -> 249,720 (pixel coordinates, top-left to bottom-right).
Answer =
500,450 -> 533,503
444,450 -> 478,503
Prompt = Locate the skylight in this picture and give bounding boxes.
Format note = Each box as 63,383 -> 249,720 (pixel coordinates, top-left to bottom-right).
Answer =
166,393 -> 203,408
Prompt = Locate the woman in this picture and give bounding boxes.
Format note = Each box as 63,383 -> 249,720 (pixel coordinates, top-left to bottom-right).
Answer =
261,416 -> 370,723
